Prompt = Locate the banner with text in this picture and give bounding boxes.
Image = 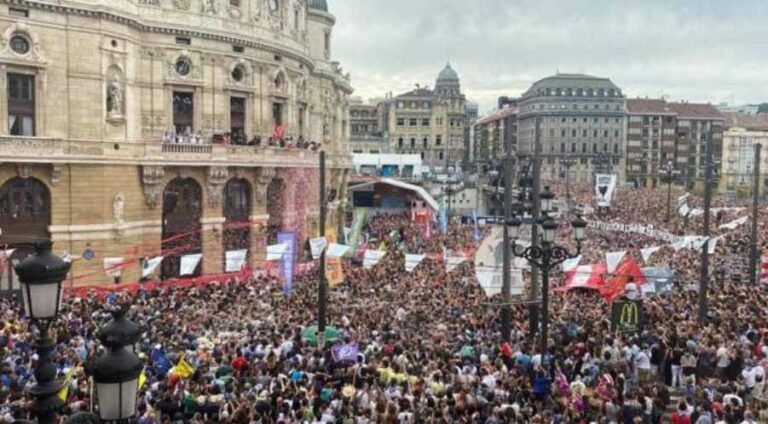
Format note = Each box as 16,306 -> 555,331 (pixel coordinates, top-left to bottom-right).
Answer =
277,231 -> 297,293
595,174 -> 618,207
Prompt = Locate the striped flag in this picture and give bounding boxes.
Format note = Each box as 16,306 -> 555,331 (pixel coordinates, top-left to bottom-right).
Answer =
760,253 -> 768,284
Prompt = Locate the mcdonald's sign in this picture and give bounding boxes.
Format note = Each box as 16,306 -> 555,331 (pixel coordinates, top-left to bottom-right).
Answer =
611,300 -> 643,334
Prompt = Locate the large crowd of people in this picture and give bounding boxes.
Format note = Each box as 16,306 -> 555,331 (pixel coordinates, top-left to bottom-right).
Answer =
2,184 -> 768,423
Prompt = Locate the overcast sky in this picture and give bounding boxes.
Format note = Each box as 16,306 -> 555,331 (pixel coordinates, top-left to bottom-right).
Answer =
330,0 -> 768,114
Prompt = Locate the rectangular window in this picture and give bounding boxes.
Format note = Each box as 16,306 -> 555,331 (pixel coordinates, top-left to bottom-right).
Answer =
271,102 -> 283,126
8,73 -> 36,136
232,45 -> 245,53
172,91 -> 194,133
409,118 -> 418,126
230,97 -> 245,144
9,8 -> 29,18
436,135 -> 442,146
396,118 -> 405,126
422,118 -> 430,126
175,36 -> 191,45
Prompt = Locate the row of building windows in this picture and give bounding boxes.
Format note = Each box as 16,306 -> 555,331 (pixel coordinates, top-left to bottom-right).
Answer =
396,101 -> 431,110
523,103 -> 624,113
536,87 -> 622,98
552,128 -> 622,138
397,135 -> 443,147
394,117 -> 460,127
555,142 -> 621,154
553,116 -> 623,124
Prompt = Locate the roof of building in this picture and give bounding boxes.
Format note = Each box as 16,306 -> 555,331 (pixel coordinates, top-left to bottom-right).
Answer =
523,73 -> 621,98
395,88 -> 435,99
436,63 -> 460,83
627,98 -> 676,115
671,102 -> 723,120
308,0 -> 329,12
475,106 -> 518,125
723,112 -> 768,131
348,178 -> 439,212
627,98 -> 723,120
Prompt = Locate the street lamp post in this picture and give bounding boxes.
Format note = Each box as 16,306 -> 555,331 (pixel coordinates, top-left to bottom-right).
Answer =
15,240 -> 72,424
659,161 -> 680,223
560,154 -> 576,215
507,187 -> 587,364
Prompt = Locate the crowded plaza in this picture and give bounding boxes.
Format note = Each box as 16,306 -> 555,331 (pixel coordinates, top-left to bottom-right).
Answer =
1,179 -> 768,424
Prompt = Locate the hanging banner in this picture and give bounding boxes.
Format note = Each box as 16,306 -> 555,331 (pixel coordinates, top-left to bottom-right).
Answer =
476,268 -> 523,297
347,208 -> 368,249
277,231 -> 297,292
446,256 -> 467,273
141,256 -> 164,279
595,174 -> 617,207
719,216 -> 748,230
103,257 -> 125,278
404,254 -> 426,273
605,251 -> 627,274
309,237 -> 327,260
439,198 -> 448,233
225,249 -> 248,273
362,250 -> 386,268
640,246 -> 662,264
561,255 -> 582,272
472,210 -> 480,241
179,254 -> 202,276
266,243 -> 289,261
708,236 -> 719,255
327,243 -> 351,258
326,258 -> 344,286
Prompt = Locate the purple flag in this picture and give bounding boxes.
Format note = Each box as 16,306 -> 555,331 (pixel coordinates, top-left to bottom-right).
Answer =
277,231 -> 297,293
332,342 -> 359,363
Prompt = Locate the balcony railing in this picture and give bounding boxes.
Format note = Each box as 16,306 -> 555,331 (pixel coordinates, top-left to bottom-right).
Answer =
0,136 -> 350,168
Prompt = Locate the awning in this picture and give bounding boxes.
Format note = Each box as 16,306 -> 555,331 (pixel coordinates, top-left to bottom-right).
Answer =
348,178 -> 439,212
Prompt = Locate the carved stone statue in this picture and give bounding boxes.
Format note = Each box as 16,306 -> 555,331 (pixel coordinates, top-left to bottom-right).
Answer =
201,0 -> 218,14
113,192 -> 125,224
106,79 -> 124,117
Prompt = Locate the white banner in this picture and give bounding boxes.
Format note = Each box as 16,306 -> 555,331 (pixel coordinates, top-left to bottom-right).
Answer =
180,253 -> 202,276
477,268 -> 523,297
327,243 -> 351,258
640,246 -> 661,263
141,256 -> 164,279
605,251 -> 627,274
719,216 -> 748,230
363,250 -> 386,268
103,257 -> 124,278
446,256 -> 467,273
404,254 -> 426,273
225,249 -> 248,273
266,243 -> 289,261
309,237 -> 327,260
561,255 -> 582,272
595,174 -> 617,207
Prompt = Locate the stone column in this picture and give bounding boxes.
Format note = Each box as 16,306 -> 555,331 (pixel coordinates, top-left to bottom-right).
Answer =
200,217 -> 225,274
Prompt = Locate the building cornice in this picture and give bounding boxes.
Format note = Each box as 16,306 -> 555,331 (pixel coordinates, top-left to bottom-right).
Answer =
4,0 -> 319,72
307,10 -> 336,26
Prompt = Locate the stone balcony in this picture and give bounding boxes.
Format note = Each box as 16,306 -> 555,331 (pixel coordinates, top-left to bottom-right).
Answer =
0,136 -> 350,169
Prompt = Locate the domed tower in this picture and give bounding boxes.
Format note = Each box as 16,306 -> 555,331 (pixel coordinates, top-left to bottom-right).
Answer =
307,0 -> 335,63
435,63 -> 461,99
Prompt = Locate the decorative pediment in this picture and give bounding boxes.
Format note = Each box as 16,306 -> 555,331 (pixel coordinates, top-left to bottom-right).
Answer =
0,22 -> 47,67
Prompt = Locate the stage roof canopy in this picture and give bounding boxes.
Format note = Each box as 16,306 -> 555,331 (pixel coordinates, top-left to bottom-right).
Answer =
348,178 -> 439,212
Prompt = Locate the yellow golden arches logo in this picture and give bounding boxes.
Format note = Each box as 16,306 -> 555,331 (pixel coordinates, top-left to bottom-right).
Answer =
619,302 -> 640,327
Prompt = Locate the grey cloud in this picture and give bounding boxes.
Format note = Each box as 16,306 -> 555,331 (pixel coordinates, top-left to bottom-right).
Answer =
330,0 -> 768,113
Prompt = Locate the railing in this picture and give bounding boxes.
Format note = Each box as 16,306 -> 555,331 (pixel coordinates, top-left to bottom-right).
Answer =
0,136 -> 351,168
161,143 -> 213,155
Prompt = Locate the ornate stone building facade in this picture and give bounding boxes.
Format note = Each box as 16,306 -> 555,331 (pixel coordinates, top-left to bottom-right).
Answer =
0,0 -> 352,286
517,73 -> 627,184
387,64 -> 468,172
